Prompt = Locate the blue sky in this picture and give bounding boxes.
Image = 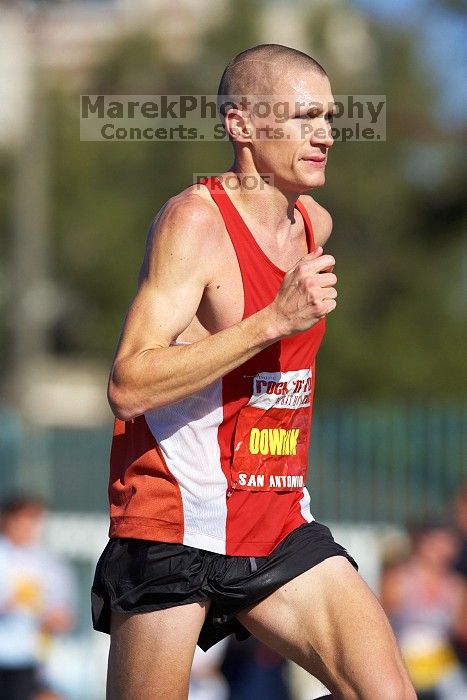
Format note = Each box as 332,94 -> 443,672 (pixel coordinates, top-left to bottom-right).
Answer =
352,0 -> 467,119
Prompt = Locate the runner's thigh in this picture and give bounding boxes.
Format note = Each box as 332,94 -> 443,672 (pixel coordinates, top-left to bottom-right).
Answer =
107,601 -> 210,700
236,556 -> 414,699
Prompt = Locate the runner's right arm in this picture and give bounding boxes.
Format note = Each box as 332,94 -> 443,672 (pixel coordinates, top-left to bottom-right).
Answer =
108,194 -> 336,420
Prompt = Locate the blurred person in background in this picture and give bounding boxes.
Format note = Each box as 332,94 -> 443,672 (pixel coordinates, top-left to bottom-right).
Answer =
0,495 -> 76,700
451,483 -> 467,670
221,635 -> 291,700
453,483 -> 467,578
381,518 -> 467,700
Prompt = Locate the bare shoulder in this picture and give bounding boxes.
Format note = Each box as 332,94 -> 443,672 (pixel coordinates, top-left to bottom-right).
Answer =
298,194 -> 333,247
141,184 -> 224,282
149,184 -> 224,253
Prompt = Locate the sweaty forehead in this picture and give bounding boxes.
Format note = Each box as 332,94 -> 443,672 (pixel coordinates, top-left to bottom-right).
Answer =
274,68 -> 332,104
230,60 -> 331,104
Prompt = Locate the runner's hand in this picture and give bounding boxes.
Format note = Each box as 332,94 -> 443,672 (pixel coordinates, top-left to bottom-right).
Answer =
268,246 -> 337,337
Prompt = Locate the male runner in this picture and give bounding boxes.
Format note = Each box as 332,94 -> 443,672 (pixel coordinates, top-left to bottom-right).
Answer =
92,44 -> 416,699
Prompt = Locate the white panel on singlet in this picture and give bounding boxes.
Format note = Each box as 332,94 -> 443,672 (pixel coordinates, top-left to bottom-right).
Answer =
145,377 -> 228,554
299,486 -> 314,523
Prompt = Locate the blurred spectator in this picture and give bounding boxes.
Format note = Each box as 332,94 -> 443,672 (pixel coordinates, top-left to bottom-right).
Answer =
453,483 -> 467,577
380,518 -> 467,700
451,484 -> 467,669
221,635 -> 291,700
189,639 -> 229,700
0,495 -> 76,700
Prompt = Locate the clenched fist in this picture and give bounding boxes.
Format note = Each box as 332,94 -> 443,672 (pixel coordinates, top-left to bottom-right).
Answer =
269,246 -> 337,337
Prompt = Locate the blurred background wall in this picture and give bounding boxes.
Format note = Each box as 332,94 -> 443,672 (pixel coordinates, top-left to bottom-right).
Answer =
0,0 -> 465,698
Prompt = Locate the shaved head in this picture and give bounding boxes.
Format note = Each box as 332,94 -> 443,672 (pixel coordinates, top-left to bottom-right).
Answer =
215,44 -> 334,192
218,44 -> 327,118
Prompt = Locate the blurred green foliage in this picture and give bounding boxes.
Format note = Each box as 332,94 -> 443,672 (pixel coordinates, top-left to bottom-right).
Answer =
1,0 -> 466,399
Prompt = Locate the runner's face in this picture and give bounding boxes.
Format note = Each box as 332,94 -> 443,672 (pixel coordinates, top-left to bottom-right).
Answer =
248,70 -> 335,192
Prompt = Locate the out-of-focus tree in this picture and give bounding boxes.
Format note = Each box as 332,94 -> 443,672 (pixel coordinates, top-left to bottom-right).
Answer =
0,158 -> 10,367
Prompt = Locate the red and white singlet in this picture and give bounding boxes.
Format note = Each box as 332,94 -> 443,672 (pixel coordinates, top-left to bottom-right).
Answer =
108,177 -> 326,556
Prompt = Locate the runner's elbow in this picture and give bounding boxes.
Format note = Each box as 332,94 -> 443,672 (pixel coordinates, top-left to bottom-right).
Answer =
108,397 -> 136,422
108,382 -> 135,421
107,360 -> 168,419
107,363 -> 142,421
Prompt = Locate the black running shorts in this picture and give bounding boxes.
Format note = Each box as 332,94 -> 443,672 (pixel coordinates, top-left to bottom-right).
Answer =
91,520 -> 358,651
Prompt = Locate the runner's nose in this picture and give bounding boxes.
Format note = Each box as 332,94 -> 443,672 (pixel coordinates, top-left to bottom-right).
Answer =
310,116 -> 334,148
